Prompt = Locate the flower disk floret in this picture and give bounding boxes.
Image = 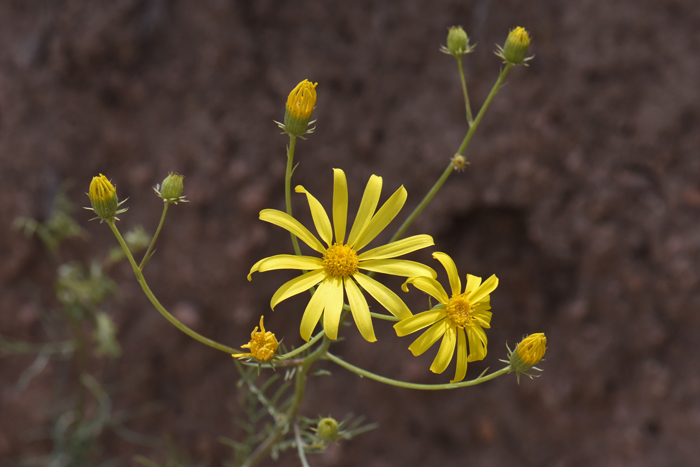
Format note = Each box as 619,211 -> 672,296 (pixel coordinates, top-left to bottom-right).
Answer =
248,169 -> 437,342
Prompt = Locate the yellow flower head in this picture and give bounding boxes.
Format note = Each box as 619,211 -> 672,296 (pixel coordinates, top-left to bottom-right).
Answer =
395,252 -> 498,383
249,169 -> 436,342
232,316 -> 279,362
516,332 -> 546,365
282,79 -> 318,137
496,26 -> 532,65
86,174 -> 124,221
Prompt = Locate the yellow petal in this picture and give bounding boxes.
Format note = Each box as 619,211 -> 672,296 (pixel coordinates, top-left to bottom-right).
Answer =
467,326 -> 487,362
464,274 -> 482,295
322,276 -> 344,340
473,309 -> 493,328
250,255 -> 323,280
352,185 -> 407,251
270,269 -> 326,310
432,252 -> 461,296
394,308 -> 446,337
359,259 -> 437,279
353,272 -> 412,320
403,276 -> 449,304
300,279 -> 331,341
295,186 -> 332,247
451,328 -> 468,383
248,257 -> 266,281
260,209 -> 326,254
468,274 -> 498,304
430,324 -> 456,374
358,235 -> 434,261
408,320 -> 448,356
347,175 -> 382,246
332,169 -> 348,245
345,276 -> 376,342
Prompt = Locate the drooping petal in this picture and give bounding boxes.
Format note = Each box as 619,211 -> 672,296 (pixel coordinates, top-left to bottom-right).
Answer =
248,255 -> 323,280
464,274 -> 482,295
359,259 -> 437,279
353,272 -> 411,320
347,175 -> 382,246
260,209 -> 326,254
270,269 -> 326,310
402,276 -> 449,304
394,308 -> 447,337
358,235 -> 434,261
467,326 -> 488,362
472,309 -> 493,328
299,278 -> 332,341
408,320 -> 449,356
322,276 -> 345,340
345,276 -> 376,342
451,328 -> 468,383
332,169 -> 348,244
430,324 -> 457,374
432,252 -> 461,297
352,185 -> 407,251
469,274 -> 499,304
295,186 -> 332,247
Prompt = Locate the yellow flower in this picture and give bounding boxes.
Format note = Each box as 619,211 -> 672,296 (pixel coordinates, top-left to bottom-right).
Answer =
232,316 -> 279,362
395,252 -> 498,383
282,79 -> 318,137
249,169 -> 436,342
86,174 -> 126,221
516,332 -> 546,365
495,26 -> 532,65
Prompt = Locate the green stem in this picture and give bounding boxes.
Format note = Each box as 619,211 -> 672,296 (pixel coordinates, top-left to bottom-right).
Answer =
285,136 -> 303,257
456,57 -> 473,125
278,330 -> 326,359
108,220 -> 238,355
326,351 -> 511,390
139,202 -> 170,271
294,422 -> 311,467
369,312 -> 399,322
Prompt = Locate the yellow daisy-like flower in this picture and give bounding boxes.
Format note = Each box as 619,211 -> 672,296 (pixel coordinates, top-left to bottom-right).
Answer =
249,169 -> 436,342
395,252 -> 498,383
232,316 -> 279,362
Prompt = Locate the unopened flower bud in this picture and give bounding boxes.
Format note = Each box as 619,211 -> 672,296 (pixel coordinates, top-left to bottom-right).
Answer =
506,333 -> 546,383
496,27 -> 532,65
440,26 -> 475,57
232,316 -> 279,362
280,79 -> 318,137
316,417 -> 339,443
86,174 -> 126,221
160,173 -> 184,201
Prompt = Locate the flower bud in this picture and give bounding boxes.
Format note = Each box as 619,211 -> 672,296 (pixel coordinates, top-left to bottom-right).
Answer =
280,79 -> 318,137
158,172 -> 185,202
316,417 -> 340,443
86,174 -> 126,221
496,27 -> 532,65
506,333 -> 546,383
440,26 -> 475,57
232,316 -> 279,362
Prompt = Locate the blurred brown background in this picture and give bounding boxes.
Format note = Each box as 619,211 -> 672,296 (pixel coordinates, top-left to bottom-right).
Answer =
1,0 -> 699,466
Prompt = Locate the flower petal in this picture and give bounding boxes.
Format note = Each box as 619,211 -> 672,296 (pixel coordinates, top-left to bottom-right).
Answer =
352,185 -> 407,251
430,324 -> 456,374
332,169 -> 348,244
469,274 -> 499,304
359,259 -> 437,279
394,308 -> 447,337
353,272 -> 412,320
451,328 -> 468,383
260,209 -> 326,254
464,274 -> 482,295
295,186 -> 332,247
472,309 -> 492,328
347,175 -> 382,246
249,255 -> 323,280
408,320 -> 448,356
402,276 -> 449,304
345,276 -> 376,342
467,326 -> 488,362
358,235 -> 434,261
270,269 -> 326,310
300,279 -> 331,341
432,252 -> 461,296
322,276 -> 344,340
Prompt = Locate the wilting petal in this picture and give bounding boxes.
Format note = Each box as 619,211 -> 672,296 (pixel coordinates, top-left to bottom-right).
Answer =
430,325 -> 457,374
451,328 -> 468,383
402,276 -> 449,304
408,320 -> 449,356
322,276 -> 344,340
270,269 -> 326,310
347,175 -> 382,246
352,185 -> 407,251
260,209 -> 326,254
358,235 -> 434,261
464,274 -> 482,295
295,186 -> 332,247
467,326 -> 488,362
299,279 -> 331,341
469,274 -> 498,304
332,169 -> 348,244
353,272 -> 411,320
345,276 -> 376,342
432,252 -> 461,297
248,255 -> 323,280
394,308 -> 447,337
359,259 -> 437,279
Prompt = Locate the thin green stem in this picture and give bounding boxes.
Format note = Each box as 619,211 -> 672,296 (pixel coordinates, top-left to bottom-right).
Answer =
108,220 -> 238,355
278,330 -> 326,359
139,202 -> 170,271
326,351 -> 511,390
285,136 -> 303,257
294,422 -> 311,467
456,58 -> 473,125
369,312 -> 399,322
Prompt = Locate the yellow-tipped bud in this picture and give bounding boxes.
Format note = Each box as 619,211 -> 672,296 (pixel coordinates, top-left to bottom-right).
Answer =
155,172 -> 187,203
316,417 -> 340,443
441,26 -> 474,57
232,316 -> 279,362
86,174 -> 126,221
505,333 -> 546,383
280,79 -> 318,137
496,26 -> 532,65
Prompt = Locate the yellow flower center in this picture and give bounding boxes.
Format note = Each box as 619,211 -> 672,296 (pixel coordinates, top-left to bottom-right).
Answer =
247,331 -> 278,362
322,243 -> 359,277
445,293 -> 474,328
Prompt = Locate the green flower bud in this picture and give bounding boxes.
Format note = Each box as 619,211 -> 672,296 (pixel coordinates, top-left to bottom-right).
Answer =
316,417 -> 339,443
496,27 -> 532,65
280,79 -> 318,137
87,174 -> 126,221
160,173 -> 184,201
440,26 -> 475,57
